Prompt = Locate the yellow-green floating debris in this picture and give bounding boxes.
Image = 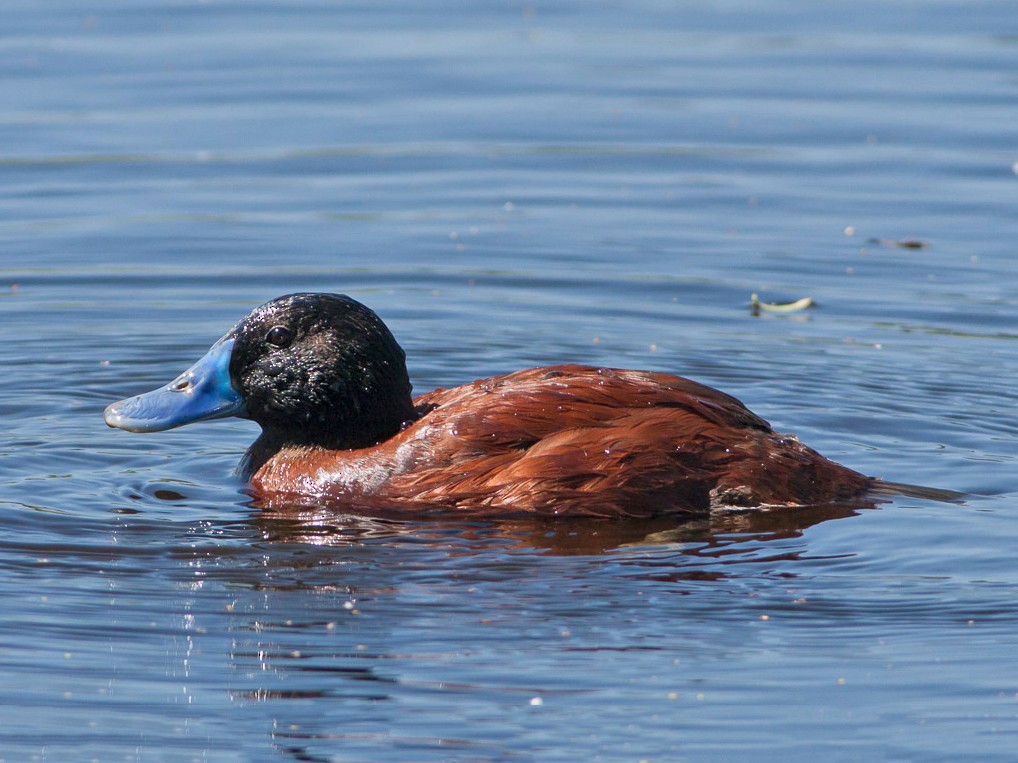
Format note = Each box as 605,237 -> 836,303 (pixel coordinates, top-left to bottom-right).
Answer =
750,294 -> 815,316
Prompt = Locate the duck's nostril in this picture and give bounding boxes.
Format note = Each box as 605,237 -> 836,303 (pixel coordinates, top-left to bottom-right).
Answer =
172,377 -> 191,392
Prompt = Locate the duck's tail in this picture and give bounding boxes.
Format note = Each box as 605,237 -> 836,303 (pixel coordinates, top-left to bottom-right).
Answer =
869,479 -> 966,504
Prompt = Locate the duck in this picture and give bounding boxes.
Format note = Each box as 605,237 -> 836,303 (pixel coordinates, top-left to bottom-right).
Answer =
104,292 -> 876,518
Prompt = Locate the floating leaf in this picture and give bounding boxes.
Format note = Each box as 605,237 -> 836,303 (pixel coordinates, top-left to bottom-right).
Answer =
868,237 -> 928,249
751,294 -> 815,316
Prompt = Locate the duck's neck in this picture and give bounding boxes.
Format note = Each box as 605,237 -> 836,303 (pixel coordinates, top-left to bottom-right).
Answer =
239,395 -> 419,479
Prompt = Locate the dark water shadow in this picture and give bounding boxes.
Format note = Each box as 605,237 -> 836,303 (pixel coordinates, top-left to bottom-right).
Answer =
250,498 -> 878,557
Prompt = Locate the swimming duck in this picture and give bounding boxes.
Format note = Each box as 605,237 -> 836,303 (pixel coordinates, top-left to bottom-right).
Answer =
104,292 -> 875,517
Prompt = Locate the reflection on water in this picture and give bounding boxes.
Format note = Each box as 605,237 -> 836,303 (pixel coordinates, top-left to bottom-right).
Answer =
191,492 -> 1008,763
252,500 -> 870,555
0,474 -> 1011,761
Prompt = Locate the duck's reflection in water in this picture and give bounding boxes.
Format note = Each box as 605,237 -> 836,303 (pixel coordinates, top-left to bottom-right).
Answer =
249,496 -> 879,556
225,497 -> 879,763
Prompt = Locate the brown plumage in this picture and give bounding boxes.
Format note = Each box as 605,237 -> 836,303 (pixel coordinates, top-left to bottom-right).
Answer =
105,293 -> 875,518
249,364 -> 873,518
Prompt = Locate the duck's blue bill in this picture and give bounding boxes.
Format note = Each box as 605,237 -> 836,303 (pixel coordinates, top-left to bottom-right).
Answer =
104,336 -> 245,433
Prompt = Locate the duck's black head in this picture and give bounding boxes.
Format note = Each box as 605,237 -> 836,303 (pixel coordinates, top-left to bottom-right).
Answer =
105,293 -> 417,451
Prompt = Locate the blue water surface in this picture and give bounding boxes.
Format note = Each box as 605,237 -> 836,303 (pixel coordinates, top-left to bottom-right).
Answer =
2,1 -> 1018,761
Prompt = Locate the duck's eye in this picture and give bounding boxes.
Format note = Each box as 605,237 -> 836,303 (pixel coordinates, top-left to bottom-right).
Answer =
265,325 -> 293,348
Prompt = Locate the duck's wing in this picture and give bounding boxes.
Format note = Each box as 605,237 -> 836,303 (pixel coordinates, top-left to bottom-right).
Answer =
412,364 -> 771,439
396,365 -> 785,516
